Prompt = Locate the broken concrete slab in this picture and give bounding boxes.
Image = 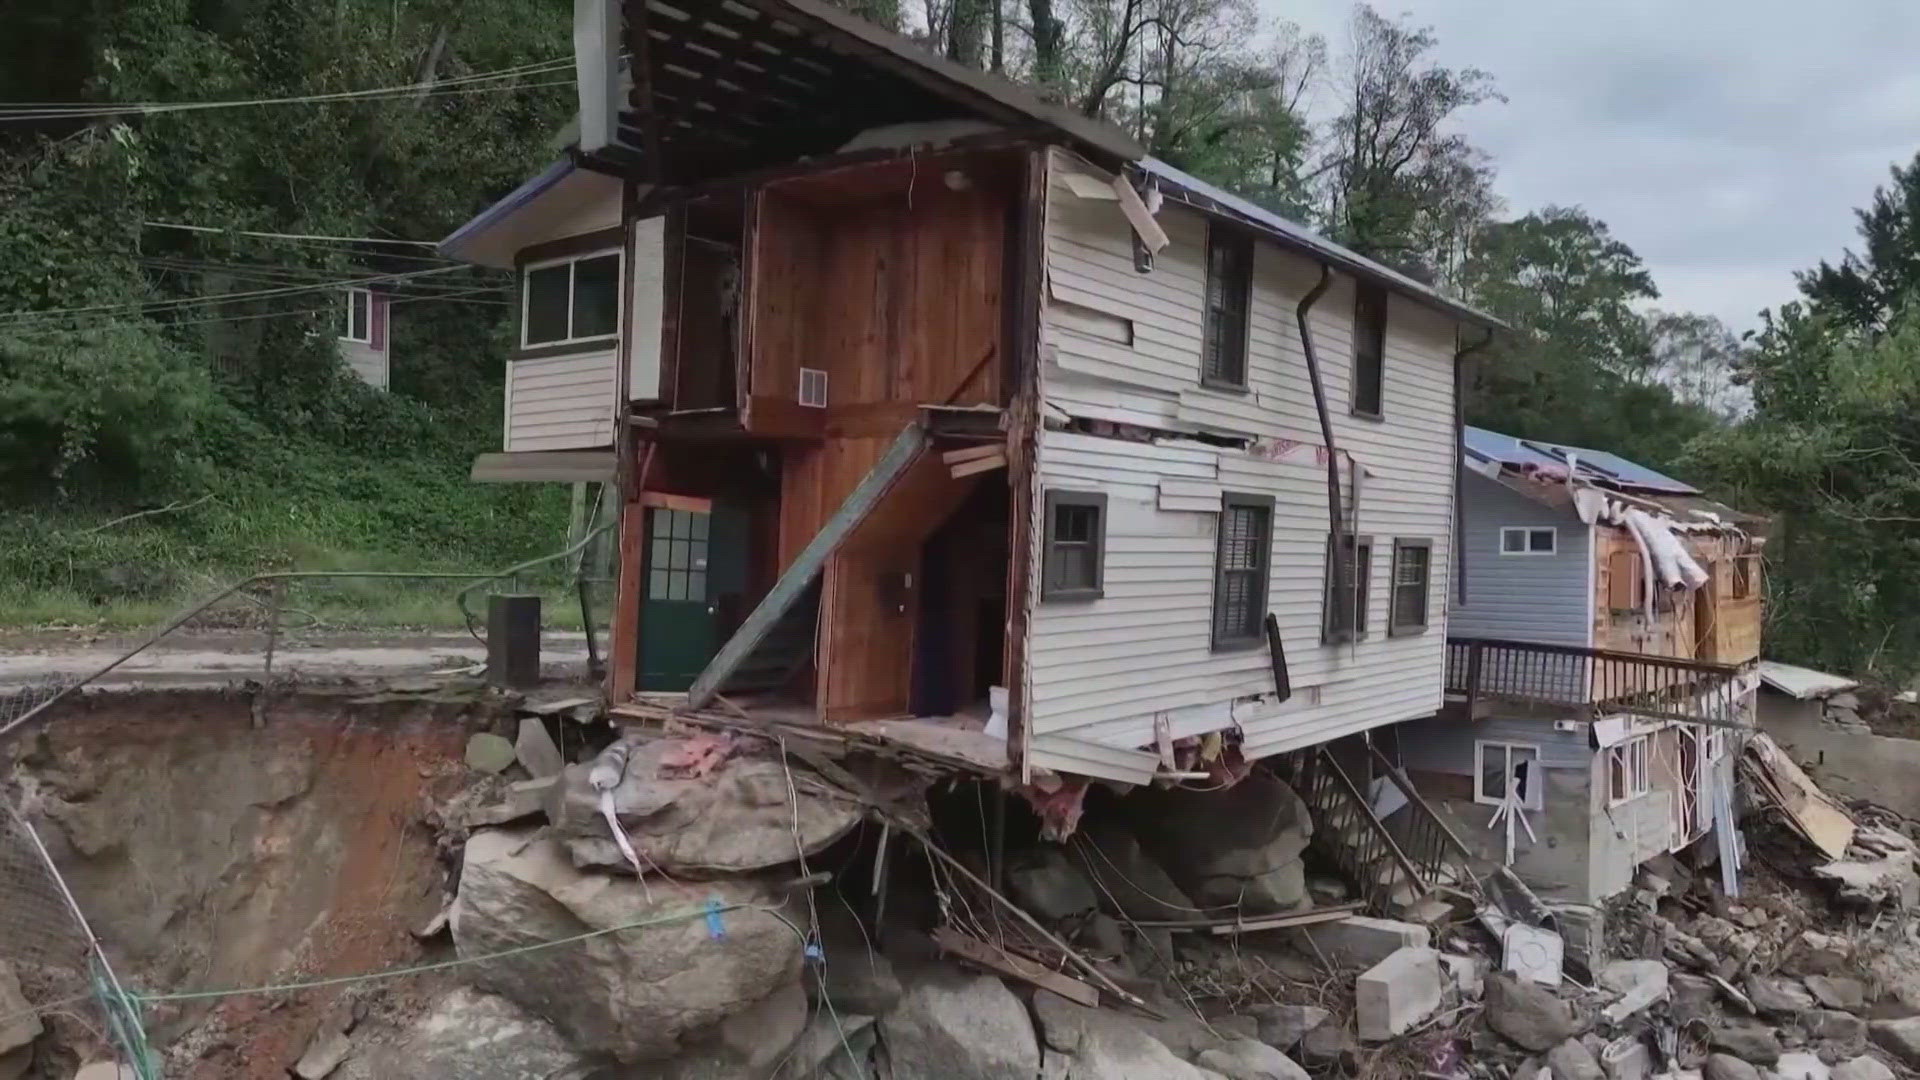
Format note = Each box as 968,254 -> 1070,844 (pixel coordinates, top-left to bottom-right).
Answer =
1601,960 -> 1670,1022
1356,947 -> 1444,1042
1775,1052 -> 1832,1080
464,732 -> 516,774
1746,975 -> 1817,1021
1293,915 -> 1430,969
1830,1056 -> 1895,1080
1546,1038 -> 1605,1080
514,718 -> 565,779
1487,973 -> 1579,1053
1196,1039 -> 1308,1080
1442,953 -> 1487,1000
293,1029 -> 353,1080
1030,989 -> 1212,1080
1806,975 -> 1870,1013
1710,1021 -> 1783,1066
1869,1016 -> 1920,1068
1250,1004 -> 1328,1050
885,974 -> 1040,1080
452,828 -> 803,1063
1815,853 -> 1920,909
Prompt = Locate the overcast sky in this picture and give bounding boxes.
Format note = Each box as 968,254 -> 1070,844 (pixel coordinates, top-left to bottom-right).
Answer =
1270,0 -> 1920,331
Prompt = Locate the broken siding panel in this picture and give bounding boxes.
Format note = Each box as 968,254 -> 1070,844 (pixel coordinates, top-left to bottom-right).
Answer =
1033,149 -> 1457,758
1451,473 -> 1591,647
504,351 -> 618,450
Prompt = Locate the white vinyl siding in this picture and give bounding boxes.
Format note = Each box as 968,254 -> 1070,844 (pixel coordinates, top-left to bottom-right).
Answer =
339,338 -> 387,390
503,350 -> 618,451
1027,149 -> 1460,768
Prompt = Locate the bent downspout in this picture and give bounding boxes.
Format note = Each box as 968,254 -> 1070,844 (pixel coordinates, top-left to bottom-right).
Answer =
1452,328 -> 1495,607
1296,266 -> 1344,622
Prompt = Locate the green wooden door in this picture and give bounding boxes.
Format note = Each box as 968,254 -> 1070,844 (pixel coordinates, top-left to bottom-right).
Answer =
640,507 -> 717,691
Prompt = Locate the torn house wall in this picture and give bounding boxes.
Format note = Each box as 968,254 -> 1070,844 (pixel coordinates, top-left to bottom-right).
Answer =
1027,150 -> 1461,770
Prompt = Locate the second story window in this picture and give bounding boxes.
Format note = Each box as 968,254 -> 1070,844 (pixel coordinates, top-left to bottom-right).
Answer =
1389,538 -> 1432,636
523,251 -> 621,348
1322,532 -> 1372,643
1202,225 -> 1253,390
342,288 -> 372,344
1212,493 -> 1273,649
1352,282 -> 1386,418
1041,490 -> 1106,601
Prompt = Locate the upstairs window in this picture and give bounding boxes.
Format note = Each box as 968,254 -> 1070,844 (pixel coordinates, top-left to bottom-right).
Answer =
1607,735 -> 1652,806
342,288 -> 372,344
1202,225 -> 1253,390
1042,490 -> 1106,601
1321,533 -> 1373,643
1389,538 -> 1432,636
523,251 -> 621,347
1500,527 -> 1557,556
1352,282 -> 1386,418
1211,493 -> 1273,649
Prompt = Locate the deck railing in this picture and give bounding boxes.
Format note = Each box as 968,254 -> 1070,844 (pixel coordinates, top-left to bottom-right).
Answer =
1444,636 -> 1749,729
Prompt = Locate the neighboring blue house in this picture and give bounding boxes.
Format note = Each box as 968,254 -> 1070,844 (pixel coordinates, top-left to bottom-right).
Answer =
1380,426 -> 1767,904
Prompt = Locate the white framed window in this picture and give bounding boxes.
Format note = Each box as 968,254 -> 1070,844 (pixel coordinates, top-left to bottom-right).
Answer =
1474,741 -> 1543,811
1500,526 -> 1557,555
342,288 -> 372,343
1606,735 -> 1652,806
521,250 -> 621,348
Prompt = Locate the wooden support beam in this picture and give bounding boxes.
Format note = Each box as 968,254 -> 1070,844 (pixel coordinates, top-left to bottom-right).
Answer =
941,443 -> 1004,466
607,495 -> 646,701
931,926 -> 1098,1007
949,452 -> 1007,478
639,491 -> 713,513
686,424 -> 927,709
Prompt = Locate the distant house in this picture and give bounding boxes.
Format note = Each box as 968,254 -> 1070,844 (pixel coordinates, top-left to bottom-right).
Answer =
1388,426 -> 1767,902
337,286 -> 392,390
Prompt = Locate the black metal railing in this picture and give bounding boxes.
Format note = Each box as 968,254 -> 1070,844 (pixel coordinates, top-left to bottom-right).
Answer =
1444,636 -> 1748,728
1289,748 -> 1425,913
1367,745 -> 1477,895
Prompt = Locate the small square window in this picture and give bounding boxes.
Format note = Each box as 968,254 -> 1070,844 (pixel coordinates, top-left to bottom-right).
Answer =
1042,491 -> 1106,601
1500,527 -> 1557,556
1474,741 -> 1543,811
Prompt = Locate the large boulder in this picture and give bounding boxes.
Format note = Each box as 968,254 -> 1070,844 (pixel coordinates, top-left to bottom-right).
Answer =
1196,1039 -> 1308,1080
451,828 -> 804,1063
1711,1021 -> 1784,1066
1072,820 -> 1203,922
879,973 -> 1039,1080
545,738 -> 862,877
340,987 -> 594,1080
1746,975 -> 1816,1021
1127,773 -> 1313,913
1007,845 -> 1100,922
653,979 -> 811,1079
1031,991 -> 1226,1080
1869,1016 -> 1920,1068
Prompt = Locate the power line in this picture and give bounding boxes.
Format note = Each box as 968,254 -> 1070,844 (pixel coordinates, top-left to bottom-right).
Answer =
0,265 -> 470,324
138,257 -> 505,291
0,58 -> 573,121
143,222 -> 446,248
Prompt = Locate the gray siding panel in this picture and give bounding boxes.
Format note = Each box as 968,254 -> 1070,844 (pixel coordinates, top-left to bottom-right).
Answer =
1452,473 -> 1590,647
1396,713 -> 1591,772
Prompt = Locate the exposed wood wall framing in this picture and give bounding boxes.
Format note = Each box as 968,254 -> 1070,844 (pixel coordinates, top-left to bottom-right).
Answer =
1591,527 -> 1761,665
1004,148 -> 1048,770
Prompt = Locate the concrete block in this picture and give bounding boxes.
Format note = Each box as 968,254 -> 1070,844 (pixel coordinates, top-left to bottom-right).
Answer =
1441,953 -> 1486,1000
1295,916 -> 1430,969
1355,947 -> 1444,1042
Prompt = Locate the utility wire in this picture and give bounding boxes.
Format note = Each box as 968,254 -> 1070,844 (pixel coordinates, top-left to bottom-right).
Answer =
143,222 -> 448,248
0,57 -> 573,120
0,264 -> 471,324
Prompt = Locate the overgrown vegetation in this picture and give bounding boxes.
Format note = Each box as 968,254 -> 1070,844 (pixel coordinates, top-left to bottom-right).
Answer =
0,0 -> 575,627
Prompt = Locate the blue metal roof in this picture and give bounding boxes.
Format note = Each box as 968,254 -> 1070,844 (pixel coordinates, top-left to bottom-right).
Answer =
1463,425 -> 1699,495
438,159 -> 575,261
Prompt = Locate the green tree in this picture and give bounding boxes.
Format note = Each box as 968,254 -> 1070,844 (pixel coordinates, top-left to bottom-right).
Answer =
1798,151 -> 1920,334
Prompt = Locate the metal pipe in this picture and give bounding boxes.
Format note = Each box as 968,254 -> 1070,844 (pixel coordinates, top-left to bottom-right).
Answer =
1294,265 -> 1344,622
1452,327 -> 1496,606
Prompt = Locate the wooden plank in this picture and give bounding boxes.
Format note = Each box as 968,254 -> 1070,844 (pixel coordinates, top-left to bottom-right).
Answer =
942,443 -> 1005,466
607,494 -> 646,701
949,452 -> 1007,478
1002,148 -> 1046,774
743,394 -> 826,439
930,926 -> 1099,1008
639,491 -> 713,513
687,423 -> 927,709
658,201 -> 686,409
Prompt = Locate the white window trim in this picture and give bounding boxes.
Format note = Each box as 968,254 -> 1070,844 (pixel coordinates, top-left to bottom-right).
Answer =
341,287 -> 372,344
1473,740 -> 1545,811
520,248 -> 623,349
1500,526 -> 1557,556
1606,735 -> 1652,808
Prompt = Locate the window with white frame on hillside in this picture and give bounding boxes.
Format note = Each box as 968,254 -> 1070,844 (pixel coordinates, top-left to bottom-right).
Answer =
342,288 -> 372,344
1474,741 -> 1542,810
522,250 -> 620,348
1607,735 -> 1651,806
1500,526 -> 1556,555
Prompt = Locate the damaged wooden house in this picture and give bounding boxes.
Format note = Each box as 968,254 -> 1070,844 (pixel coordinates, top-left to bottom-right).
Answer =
440,0 -> 1526,920
1387,427 -> 1768,902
